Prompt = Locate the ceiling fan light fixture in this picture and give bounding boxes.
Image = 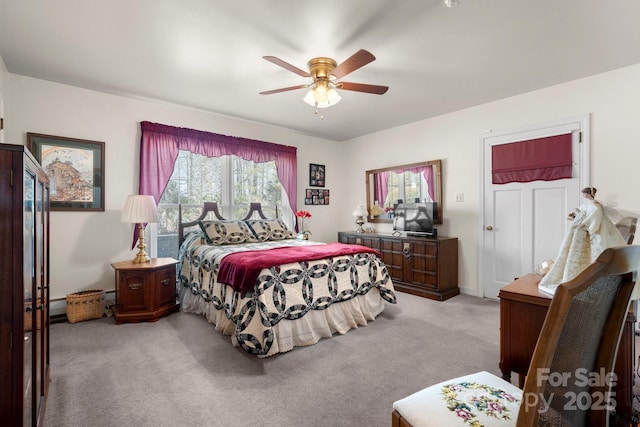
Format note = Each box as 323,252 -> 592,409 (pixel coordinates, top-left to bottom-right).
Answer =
314,83 -> 328,103
303,84 -> 341,109
263,49 -> 385,109
327,88 -> 341,105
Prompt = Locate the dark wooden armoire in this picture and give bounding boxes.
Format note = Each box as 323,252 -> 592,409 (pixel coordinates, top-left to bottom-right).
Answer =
0,143 -> 50,426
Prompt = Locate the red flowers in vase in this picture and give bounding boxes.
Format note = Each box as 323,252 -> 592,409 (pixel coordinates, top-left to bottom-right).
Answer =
295,210 -> 312,235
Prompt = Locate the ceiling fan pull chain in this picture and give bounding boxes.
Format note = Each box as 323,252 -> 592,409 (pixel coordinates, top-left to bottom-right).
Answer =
315,103 -> 324,120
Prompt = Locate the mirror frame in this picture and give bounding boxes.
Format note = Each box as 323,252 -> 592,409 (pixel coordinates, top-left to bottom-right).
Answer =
365,159 -> 443,224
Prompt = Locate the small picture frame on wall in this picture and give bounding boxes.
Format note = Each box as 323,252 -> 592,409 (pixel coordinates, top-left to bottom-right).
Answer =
309,163 -> 325,187
305,188 -> 330,205
27,132 -> 105,211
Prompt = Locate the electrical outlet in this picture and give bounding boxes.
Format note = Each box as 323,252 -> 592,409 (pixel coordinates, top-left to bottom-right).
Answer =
455,193 -> 464,202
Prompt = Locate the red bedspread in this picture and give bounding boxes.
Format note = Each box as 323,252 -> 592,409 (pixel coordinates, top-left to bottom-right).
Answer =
217,242 -> 382,294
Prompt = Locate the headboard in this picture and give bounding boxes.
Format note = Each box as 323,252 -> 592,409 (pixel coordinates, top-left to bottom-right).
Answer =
178,202 -> 269,248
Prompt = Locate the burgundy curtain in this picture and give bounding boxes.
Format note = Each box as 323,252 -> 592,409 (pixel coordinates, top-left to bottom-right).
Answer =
134,121 -> 297,247
374,171 -> 389,207
422,165 -> 434,201
492,133 -> 572,184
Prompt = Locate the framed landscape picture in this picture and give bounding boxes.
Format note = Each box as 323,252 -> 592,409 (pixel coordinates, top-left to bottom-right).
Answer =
309,163 -> 325,187
27,133 -> 105,211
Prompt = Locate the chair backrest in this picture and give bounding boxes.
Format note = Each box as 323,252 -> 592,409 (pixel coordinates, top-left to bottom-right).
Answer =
518,245 -> 640,426
615,216 -> 637,245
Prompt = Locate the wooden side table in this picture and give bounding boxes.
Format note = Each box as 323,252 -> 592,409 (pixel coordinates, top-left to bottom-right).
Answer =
499,273 -> 636,426
111,258 -> 179,324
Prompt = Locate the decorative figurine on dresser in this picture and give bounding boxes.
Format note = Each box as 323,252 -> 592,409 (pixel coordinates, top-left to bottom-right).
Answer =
0,143 -> 51,426
112,195 -> 179,324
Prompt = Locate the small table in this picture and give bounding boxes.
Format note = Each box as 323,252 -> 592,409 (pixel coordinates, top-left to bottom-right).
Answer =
111,257 -> 179,324
499,273 -> 636,425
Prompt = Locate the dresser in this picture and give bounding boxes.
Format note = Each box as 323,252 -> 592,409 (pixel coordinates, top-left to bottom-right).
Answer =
0,143 -> 50,426
111,258 -> 179,324
338,232 -> 458,300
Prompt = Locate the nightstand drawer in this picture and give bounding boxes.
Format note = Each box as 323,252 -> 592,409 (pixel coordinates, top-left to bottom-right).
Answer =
117,270 -> 153,313
155,265 -> 177,308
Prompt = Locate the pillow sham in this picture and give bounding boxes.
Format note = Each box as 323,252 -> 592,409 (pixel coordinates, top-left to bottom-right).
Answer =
246,219 -> 294,241
198,220 -> 259,245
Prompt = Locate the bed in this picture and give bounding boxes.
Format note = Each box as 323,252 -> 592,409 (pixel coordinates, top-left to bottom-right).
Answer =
177,202 -> 397,357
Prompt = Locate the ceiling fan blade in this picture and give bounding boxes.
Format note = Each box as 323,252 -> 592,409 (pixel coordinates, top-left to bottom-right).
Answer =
263,56 -> 310,78
338,82 -> 389,95
330,49 -> 376,80
259,84 -> 308,95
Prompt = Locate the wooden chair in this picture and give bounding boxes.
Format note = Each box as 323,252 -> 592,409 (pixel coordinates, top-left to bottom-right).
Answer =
615,216 -> 637,245
392,245 -> 640,427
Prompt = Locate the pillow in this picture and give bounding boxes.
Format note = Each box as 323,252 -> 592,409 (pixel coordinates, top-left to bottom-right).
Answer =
246,219 -> 294,241
197,220 -> 259,245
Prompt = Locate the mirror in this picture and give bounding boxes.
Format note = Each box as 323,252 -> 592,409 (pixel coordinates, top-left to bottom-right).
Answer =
365,159 -> 443,224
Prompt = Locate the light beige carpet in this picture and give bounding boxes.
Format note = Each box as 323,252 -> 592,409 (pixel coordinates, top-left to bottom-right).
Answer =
44,292 -> 501,427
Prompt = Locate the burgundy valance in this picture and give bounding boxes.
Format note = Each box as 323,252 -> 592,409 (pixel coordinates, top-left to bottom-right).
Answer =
492,133 -> 572,184
134,121 -> 297,248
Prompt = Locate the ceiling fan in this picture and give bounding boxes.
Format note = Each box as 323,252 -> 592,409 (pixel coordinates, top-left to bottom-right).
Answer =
259,49 -> 389,109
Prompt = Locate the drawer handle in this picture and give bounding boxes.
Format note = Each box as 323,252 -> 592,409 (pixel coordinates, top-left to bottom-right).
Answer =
161,279 -> 171,286
129,283 -> 143,290
403,243 -> 412,258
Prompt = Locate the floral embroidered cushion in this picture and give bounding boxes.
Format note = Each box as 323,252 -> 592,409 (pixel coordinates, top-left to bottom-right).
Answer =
393,371 -> 522,426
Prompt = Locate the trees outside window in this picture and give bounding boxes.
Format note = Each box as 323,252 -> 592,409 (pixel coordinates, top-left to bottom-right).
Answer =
153,150 -> 286,258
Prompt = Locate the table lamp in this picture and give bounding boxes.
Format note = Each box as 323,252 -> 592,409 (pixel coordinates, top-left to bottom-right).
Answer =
121,195 -> 159,263
352,205 -> 368,234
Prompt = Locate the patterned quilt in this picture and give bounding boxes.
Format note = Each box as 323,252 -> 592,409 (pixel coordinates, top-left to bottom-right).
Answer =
178,231 -> 397,356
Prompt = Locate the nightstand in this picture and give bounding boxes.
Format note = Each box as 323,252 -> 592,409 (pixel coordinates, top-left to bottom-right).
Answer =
111,257 -> 179,324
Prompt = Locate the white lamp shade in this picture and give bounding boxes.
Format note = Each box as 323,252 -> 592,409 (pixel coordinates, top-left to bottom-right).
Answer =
352,205 -> 368,217
121,195 -> 159,224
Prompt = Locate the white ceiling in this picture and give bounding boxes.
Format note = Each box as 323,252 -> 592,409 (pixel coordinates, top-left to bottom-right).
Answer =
1,0 -> 639,141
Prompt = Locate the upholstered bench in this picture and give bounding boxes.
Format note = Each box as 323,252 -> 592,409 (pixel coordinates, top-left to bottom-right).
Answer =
392,371 -> 522,427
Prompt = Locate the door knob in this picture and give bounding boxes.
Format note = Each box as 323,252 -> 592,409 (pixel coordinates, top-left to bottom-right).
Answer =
486,225 -> 493,231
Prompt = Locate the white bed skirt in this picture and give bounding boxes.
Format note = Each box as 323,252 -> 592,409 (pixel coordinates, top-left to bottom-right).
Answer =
179,287 -> 386,357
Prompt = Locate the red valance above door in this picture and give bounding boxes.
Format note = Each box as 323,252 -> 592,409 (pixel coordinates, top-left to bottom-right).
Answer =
492,133 -> 572,184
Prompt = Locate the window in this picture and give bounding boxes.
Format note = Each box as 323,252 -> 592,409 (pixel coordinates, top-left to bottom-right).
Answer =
383,171 -> 431,207
153,150 -> 289,258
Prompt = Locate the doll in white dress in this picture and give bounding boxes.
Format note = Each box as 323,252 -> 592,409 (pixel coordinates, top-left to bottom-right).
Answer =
538,187 -> 627,295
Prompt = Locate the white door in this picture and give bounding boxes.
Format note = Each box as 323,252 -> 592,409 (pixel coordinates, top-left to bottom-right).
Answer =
480,116 -> 589,299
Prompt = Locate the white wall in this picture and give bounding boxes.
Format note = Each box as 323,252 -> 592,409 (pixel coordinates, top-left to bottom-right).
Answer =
341,63 -> 640,295
4,73 -> 345,304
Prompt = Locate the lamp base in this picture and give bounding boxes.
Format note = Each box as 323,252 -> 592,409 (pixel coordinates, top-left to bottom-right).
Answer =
132,223 -> 151,263
132,251 -> 150,264
355,216 -> 366,234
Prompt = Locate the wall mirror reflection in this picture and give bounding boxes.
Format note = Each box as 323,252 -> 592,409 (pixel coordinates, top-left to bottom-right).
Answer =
365,159 -> 443,224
